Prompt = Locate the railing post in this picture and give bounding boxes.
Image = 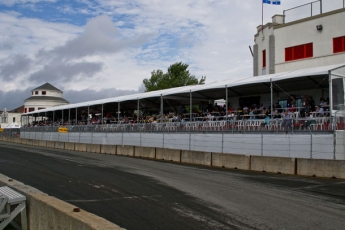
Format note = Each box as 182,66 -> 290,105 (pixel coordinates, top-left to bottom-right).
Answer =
310,133 -> 313,159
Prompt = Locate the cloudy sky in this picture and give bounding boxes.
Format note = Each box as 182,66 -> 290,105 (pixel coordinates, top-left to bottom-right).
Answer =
0,0 -> 343,110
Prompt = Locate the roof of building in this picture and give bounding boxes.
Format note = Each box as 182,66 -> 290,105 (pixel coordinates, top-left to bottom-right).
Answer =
24,96 -> 69,104
9,105 -> 24,113
32,83 -> 63,92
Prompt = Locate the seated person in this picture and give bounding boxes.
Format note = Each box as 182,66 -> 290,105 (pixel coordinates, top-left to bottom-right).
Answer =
316,105 -> 324,117
282,111 -> 291,129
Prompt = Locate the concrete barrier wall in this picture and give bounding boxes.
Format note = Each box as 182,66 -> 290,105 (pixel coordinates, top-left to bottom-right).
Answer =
0,173 -> 123,230
55,142 -> 65,150
38,140 -> 47,147
212,153 -> 250,170
297,158 -> 345,178
101,145 -> 116,155
117,145 -> 134,156
134,146 -> 155,159
32,140 -> 40,146
156,148 -> 181,162
86,144 -> 101,153
251,156 -> 296,175
181,150 -> 211,166
75,143 -> 87,152
65,142 -> 75,151
46,141 -> 55,148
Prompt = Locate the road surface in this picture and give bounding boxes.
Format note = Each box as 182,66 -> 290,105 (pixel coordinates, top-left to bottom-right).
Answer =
0,141 -> 344,230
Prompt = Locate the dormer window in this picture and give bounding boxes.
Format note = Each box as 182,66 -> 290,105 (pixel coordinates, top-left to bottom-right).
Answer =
42,91 -> 46,95
35,91 -> 38,95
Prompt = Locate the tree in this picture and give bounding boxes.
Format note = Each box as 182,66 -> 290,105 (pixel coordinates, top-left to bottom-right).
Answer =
143,62 -> 206,92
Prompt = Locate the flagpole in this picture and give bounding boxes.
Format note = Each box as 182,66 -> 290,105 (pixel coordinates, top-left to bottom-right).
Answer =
262,0 -> 264,38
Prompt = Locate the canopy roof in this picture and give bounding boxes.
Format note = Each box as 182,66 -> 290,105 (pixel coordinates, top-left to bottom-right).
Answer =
25,63 -> 345,115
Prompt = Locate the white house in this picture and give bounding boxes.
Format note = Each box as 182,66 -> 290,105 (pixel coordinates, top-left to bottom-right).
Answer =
24,83 -> 69,114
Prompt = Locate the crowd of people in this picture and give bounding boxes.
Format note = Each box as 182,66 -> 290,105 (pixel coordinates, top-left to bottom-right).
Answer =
24,94 -> 331,130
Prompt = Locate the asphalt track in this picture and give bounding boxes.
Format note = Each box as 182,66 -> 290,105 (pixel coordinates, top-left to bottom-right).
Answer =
0,141 -> 344,230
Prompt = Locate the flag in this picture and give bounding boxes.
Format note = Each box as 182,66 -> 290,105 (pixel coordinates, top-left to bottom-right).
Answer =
263,0 -> 281,5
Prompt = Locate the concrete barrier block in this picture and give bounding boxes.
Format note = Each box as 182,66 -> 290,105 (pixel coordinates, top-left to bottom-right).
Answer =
38,140 -> 47,147
0,173 -> 124,230
297,158 -> 345,179
134,147 -> 156,159
86,144 -> 101,153
27,139 -> 33,146
46,141 -> 55,148
20,138 -> 27,145
14,138 -> 22,144
181,150 -> 211,166
101,145 -> 116,155
251,156 -> 296,175
156,148 -> 181,162
75,143 -> 87,152
212,153 -> 250,170
32,140 -> 40,146
65,142 -> 75,151
117,145 -> 134,156
55,142 -> 65,150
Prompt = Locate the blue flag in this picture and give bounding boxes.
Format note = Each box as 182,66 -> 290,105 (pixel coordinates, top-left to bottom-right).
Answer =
263,0 -> 281,5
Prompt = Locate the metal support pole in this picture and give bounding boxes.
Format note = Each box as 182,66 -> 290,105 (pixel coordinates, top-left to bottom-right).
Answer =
328,71 -> 333,117
68,109 -> 70,125
190,90 -> 192,122
75,108 -> 78,125
320,0 -> 322,14
333,131 -> 337,160
270,78 -> 273,118
53,111 -> 55,127
137,98 -> 140,122
87,106 -> 90,126
101,104 -> 104,124
61,110 -> 64,126
160,95 -> 163,123
225,85 -> 228,120
118,102 -> 120,121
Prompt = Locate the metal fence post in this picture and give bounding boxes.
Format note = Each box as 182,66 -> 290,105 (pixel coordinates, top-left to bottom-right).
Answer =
261,133 -> 263,156
310,133 -> 313,159
333,131 -> 336,160
221,132 -> 224,153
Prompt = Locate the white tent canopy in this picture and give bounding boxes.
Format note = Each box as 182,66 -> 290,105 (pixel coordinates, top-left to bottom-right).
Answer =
23,63 -> 345,118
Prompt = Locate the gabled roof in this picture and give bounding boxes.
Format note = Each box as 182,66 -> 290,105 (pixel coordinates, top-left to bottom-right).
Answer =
32,83 -> 62,92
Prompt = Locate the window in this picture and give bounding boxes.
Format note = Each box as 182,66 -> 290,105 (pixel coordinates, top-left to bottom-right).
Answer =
29,108 -> 35,112
38,107 -> 45,110
42,91 -> 46,95
13,117 -> 15,122
24,108 -> 27,113
35,91 -> 38,95
262,50 -> 266,68
333,36 -> 345,53
285,43 -> 313,61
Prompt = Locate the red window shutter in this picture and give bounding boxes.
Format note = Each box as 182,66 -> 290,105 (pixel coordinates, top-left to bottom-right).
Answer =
333,36 -> 344,53
24,108 -> 27,113
285,47 -> 292,61
294,44 -> 304,60
305,43 -> 313,58
262,50 -> 266,68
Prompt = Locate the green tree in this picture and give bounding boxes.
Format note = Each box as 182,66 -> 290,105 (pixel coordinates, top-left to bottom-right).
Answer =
143,62 -> 206,92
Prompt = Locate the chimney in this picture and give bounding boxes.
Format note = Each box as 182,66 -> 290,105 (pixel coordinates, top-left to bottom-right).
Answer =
272,14 -> 284,25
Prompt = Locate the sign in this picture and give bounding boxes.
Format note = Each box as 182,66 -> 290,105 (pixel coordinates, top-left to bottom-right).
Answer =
0,128 -> 4,132
58,127 -> 68,133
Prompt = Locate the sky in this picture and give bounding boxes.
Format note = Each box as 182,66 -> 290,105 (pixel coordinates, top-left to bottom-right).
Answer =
0,0 -> 343,110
